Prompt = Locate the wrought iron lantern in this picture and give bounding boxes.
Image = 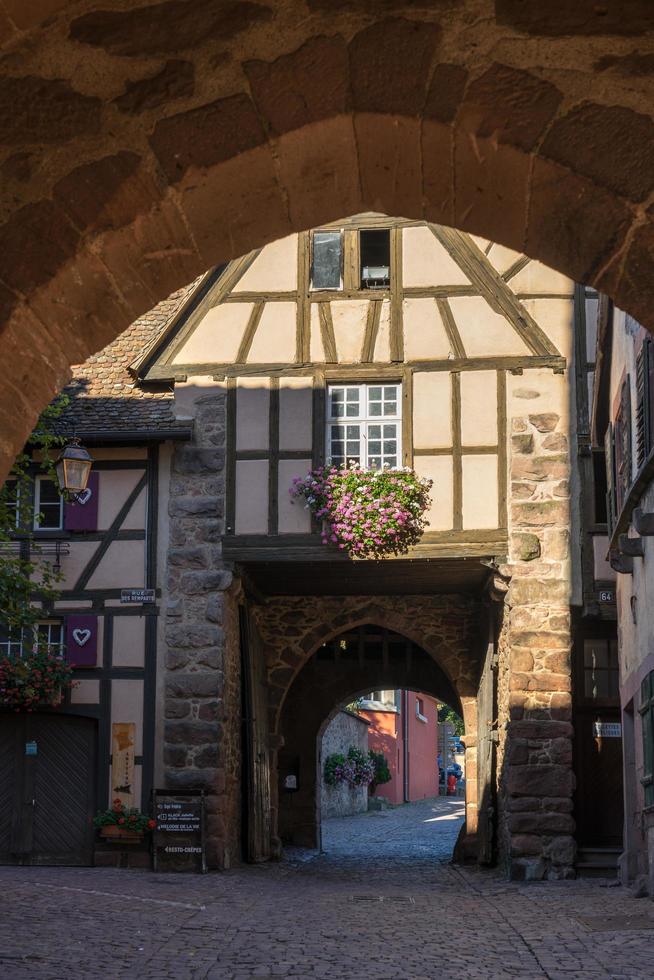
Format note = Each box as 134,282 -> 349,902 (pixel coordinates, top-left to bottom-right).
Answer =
55,438 -> 93,496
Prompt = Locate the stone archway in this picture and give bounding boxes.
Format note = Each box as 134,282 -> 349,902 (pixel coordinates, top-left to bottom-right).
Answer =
250,598 -> 482,852
2,3 -> 654,471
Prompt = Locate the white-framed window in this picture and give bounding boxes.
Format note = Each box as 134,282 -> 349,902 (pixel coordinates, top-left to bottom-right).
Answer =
0,621 -> 64,658
0,624 -> 23,657
34,476 -> 64,530
415,696 -> 428,722
3,477 -> 20,530
326,383 -> 401,469
35,621 -> 65,657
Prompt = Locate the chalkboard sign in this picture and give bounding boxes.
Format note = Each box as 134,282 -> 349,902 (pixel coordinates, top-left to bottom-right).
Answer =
151,789 -> 207,873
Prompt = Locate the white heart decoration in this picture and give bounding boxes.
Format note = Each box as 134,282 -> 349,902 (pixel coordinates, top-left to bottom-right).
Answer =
72,628 -> 91,647
76,488 -> 93,506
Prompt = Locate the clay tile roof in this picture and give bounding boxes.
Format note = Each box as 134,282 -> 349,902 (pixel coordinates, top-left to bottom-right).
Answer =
55,278 -> 203,440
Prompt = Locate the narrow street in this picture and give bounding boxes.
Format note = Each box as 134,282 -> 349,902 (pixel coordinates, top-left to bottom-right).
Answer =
1,800 -> 653,980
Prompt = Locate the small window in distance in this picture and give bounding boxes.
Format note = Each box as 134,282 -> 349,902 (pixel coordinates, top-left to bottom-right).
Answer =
592,450 -> 608,525
360,229 -> 390,289
311,230 -> 342,290
3,477 -> 20,530
34,476 -> 64,530
583,638 -> 619,700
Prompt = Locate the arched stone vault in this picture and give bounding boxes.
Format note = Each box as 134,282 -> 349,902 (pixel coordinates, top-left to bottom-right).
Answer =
2,2 -> 654,470
250,597 -> 483,849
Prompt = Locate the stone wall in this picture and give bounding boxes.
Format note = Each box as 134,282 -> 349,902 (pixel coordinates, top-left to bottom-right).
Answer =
162,381 -> 241,869
502,392 -> 576,880
320,710 -> 370,820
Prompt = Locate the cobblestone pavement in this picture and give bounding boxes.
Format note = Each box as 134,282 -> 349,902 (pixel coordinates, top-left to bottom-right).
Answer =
2,798 -> 654,979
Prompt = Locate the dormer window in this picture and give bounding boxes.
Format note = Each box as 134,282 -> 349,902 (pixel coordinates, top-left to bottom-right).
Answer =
311,230 -> 342,290
360,228 -> 390,289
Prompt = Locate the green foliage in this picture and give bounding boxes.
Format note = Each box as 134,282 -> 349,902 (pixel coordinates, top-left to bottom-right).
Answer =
438,704 -> 465,736
368,749 -> 392,787
93,799 -> 156,833
0,395 -> 69,633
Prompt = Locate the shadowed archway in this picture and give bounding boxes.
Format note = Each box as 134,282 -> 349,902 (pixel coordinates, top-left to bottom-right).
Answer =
2,3 -> 654,471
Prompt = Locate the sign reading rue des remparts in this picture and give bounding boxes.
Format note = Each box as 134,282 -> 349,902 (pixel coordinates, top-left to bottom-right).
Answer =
120,588 -> 156,604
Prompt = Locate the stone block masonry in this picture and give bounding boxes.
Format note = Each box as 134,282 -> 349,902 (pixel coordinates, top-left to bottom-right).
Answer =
163,384 -> 241,870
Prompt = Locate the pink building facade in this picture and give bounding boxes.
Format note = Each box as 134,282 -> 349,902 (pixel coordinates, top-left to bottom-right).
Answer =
361,690 -> 439,804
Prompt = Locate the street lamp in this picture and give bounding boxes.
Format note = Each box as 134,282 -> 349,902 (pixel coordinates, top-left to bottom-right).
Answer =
55,438 -> 93,496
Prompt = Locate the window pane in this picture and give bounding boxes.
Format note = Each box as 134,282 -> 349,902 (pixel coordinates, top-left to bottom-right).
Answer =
330,389 -> 345,418
360,229 -> 390,288
311,231 -> 342,289
35,479 -> 63,529
584,639 -> 608,669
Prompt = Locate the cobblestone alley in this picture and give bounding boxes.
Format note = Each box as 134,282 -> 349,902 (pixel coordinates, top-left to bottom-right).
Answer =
1,799 -> 654,980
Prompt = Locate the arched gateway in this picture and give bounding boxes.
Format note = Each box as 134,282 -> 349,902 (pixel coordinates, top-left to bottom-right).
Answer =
2,215 -> 615,880
2,4 -> 654,474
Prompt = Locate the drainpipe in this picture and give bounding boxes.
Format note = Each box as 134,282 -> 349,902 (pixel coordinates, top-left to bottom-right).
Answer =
403,689 -> 409,803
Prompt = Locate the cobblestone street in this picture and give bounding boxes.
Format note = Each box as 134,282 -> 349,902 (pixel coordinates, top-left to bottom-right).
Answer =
1,799 -> 654,979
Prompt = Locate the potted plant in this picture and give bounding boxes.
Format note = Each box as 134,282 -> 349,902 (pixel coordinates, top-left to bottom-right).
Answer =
324,747 -> 376,788
368,750 -> 392,795
290,463 -> 432,559
93,799 -> 156,843
0,648 -> 74,711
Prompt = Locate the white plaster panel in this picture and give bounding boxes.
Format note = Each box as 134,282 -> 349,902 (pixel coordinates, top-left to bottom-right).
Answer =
403,299 -> 452,360
236,377 -> 270,451
279,378 -> 312,450
112,614 -> 146,668
58,542 -> 99,590
519,298 -> 573,359
460,371 -> 497,446
111,679 -> 144,754
232,234 -> 298,292
174,377 -> 222,420
331,301 -> 368,362
309,305 -> 325,362
53,600 -> 92,609
450,297 -> 531,356
98,469 -> 144,530
373,300 -> 391,362
70,680 -> 100,704
462,456 -> 498,529
86,540 -> 146,590
412,372 -> 451,448
172,302 -> 253,364
593,536 -> 614,582
414,456 -> 453,530
402,226 -> 471,286
235,460 -> 269,534
246,302 -> 296,363
485,243 -> 523,276
278,459 -> 312,533
507,259 -> 573,296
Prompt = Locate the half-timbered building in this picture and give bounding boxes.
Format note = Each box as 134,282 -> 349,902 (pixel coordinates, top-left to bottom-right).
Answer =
0,215 -> 614,879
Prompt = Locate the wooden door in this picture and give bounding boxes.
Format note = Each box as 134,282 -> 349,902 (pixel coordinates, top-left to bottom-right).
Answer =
575,709 -> 623,846
0,714 -> 96,866
240,607 -> 272,863
476,619 -> 497,865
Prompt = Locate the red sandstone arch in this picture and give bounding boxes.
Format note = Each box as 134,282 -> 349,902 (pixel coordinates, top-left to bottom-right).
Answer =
2,2 -> 654,471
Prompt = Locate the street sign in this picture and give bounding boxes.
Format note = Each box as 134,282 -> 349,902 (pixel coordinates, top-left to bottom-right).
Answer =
593,722 -> 622,738
120,588 -> 156,604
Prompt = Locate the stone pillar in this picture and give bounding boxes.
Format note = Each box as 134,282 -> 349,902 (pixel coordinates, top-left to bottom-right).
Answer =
500,409 -> 575,880
162,382 -> 241,869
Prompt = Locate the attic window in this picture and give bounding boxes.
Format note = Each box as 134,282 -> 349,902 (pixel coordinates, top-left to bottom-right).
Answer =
360,229 -> 390,289
311,231 -> 342,290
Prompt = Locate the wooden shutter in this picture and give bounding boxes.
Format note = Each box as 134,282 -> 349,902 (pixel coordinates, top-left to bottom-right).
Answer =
605,423 -> 616,536
64,471 -> 99,532
636,344 -> 649,470
615,379 -> 632,512
65,615 -> 98,667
